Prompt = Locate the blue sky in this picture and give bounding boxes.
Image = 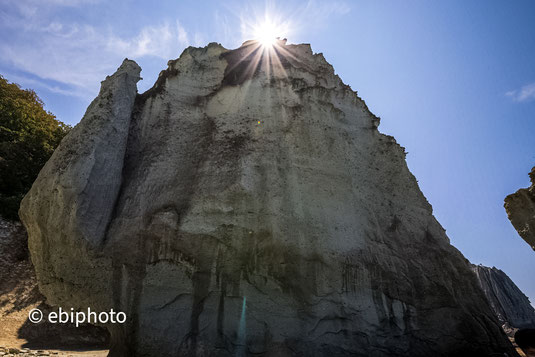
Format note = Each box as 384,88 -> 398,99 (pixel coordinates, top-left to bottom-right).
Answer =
1,0 -> 534,304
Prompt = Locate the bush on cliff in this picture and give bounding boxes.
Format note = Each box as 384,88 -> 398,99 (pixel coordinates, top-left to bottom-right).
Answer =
0,75 -> 70,220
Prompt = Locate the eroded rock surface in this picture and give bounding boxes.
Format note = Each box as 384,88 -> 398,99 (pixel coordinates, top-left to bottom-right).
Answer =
505,167 -> 535,251
20,41 -> 516,356
472,264 -> 535,336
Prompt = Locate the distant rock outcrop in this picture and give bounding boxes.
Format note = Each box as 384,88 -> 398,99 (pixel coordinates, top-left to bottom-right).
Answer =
20,41 -> 516,356
505,167 -> 535,251
472,264 -> 535,335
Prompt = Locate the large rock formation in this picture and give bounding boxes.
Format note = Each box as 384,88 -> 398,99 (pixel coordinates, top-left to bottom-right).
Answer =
472,264 -> 535,335
505,167 -> 535,251
20,40 -> 516,356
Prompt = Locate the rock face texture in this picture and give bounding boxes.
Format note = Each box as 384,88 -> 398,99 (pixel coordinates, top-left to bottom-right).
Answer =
472,264 -> 535,335
20,41 -> 516,356
505,167 -> 535,251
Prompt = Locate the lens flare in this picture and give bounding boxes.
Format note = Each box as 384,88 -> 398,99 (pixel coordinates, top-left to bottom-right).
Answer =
229,9 -> 295,86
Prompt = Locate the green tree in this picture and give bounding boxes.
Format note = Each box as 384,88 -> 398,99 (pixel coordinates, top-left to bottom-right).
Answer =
0,75 -> 70,220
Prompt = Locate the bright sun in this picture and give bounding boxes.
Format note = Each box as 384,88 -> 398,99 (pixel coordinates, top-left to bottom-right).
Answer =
253,20 -> 280,47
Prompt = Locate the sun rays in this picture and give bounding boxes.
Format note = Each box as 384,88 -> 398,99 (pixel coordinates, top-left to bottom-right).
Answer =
241,8 -> 293,46
214,7 -> 309,120
223,11 -> 300,86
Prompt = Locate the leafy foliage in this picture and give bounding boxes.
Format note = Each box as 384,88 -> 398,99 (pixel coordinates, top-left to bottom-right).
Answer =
0,75 -> 70,220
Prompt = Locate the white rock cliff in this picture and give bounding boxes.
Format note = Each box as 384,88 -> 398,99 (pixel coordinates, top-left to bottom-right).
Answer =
20,41 -> 516,356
